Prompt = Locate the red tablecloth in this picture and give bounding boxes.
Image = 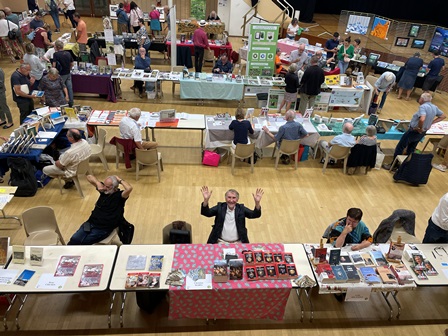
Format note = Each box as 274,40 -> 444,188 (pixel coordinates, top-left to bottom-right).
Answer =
166,41 -> 232,58
71,73 -> 117,103
169,243 -> 292,320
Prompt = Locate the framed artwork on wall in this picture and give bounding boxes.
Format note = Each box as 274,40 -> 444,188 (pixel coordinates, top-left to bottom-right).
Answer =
395,37 -> 410,47
411,39 -> 426,49
408,24 -> 421,37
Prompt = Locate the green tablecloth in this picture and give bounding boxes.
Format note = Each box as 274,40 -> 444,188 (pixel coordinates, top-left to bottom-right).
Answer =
179,78 -> 244,100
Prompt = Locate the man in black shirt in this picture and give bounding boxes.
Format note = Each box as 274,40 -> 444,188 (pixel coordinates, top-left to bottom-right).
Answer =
11,63 -> 37,124
52,40 -> 74,106
68,174 -> 133,245
298,55 -> 325,113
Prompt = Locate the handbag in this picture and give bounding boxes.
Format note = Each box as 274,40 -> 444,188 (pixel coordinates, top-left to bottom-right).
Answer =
342,46 -> 350,63
202,150 -> 220,167
7,20 -> 17,40
118,218 -> 135,244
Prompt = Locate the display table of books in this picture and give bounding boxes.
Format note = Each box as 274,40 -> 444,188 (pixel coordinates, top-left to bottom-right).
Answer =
71,73 -> 117,103
305,243 -> 416,320
0,245 -> 117,330
179,75 -> 245,101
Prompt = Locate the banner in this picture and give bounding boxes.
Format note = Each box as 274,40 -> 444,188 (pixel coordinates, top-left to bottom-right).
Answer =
247,23 -> 280,77
370,17 -> 390,40
346,15 -> 370,35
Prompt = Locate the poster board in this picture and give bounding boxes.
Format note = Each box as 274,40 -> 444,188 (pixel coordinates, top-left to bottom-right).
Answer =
247,23 -> 280,77
346,15 -> 371,35
267,89 -> 295,110
329,89 -> 364,107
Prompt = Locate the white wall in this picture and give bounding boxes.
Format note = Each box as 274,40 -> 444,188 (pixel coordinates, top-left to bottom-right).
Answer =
218,0 -> 266,37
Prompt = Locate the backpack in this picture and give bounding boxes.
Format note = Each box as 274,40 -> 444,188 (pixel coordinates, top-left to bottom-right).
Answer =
7,157 -> 38,197
118,218 -> 135,244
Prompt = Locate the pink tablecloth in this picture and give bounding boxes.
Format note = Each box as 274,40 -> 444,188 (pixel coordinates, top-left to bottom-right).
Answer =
169,243 -> 292,320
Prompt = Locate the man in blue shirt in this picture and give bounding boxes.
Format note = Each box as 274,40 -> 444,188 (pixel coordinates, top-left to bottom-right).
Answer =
116,3 -> 129,35
318,122 -> 356,160
324,32 -> 340,59
213,54 -> 233,74
422,50 -> 445,92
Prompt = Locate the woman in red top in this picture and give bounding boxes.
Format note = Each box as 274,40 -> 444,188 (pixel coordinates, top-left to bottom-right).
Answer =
149,5 -> 161,36
32,24 -> 53,57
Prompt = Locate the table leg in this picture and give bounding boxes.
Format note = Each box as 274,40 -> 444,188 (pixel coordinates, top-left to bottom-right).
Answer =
391,291 -> 401,319
0,209 -> 22,226
151,128 -> 156,142
3,294 -> 17,330
119,292 -> 127,328
380,291 -> 394,321
295,288 -> 305,322
108,291 -> 116,328
201,129 -> 204,149
15,294 -> 28,330
145,128 -> 150,141
304,287 -> 314,322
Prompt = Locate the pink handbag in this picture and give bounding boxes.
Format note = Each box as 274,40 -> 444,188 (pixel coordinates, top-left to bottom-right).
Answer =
202,150 -> 220,167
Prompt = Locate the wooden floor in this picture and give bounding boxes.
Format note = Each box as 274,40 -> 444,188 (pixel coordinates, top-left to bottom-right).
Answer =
0,14 -> 447,336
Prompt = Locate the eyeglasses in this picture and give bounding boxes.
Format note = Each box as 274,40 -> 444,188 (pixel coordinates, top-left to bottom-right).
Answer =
433,246 -> 447,257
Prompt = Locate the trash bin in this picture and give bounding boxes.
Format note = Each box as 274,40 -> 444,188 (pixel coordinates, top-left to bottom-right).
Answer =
256,93 -> 268,108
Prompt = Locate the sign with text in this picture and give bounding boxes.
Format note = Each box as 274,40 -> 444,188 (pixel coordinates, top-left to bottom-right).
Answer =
247,23 -> 279,77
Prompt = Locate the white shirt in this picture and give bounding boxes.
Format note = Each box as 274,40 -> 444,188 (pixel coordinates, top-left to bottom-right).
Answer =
287,24 -> 300,36
44,47 -> 56,61
290,49 -> 308,69
63,0 -> 75,11
431,193 -> 448,231
0,19 -> 19,38
59,139 -> 91,178
119,116 -> 142,142
221,208 -> 239,242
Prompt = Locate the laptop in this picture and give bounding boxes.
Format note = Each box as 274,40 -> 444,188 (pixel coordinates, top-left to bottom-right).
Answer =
159,109 -> 176,123
352,114 -> 364,127
396,120 -> 410,132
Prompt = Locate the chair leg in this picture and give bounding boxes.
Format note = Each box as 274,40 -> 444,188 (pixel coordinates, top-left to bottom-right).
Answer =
274,151 -> 280,169
294,152 -> 298,170
99,153 -> 109,171
156,162 -> 161,182
159,158 -> 163,171
322,153 -> 329,174
343,158 -> 348,175
72,177 -> 84,198
115,150 -> 120,169
57,177 -> 63,195
250,154 -> 254,173
272,146 -> 276,158
390,156 -> 399,172
231,154 -> 235,175
136,162 -> 139,181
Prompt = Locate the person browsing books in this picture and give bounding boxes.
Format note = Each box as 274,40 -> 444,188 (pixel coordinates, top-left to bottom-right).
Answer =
200,186 -> 264,244
229,107 -> 254,148
68,174 -> 132,245
327,208 -> 373,251
119,107 -> 158,149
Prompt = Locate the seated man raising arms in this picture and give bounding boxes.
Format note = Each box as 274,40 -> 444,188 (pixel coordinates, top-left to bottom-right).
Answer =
68,174 -> 132,245
327,208 -> 373,251
119,107 -> 158,149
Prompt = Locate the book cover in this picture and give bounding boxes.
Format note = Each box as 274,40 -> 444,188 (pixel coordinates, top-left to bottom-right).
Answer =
359,267 -> 381,284
213,259 -> 228,283
342,264 -> 361,282
265,264 -> 277,278
54,256 -> 81,276
276,263 -> 288,278
256,265 -> 266,279
316,263 -> 335,283
148,273 -> 161,288
245,266 -> 257,281
423,260 -> 438,276
243,251 -> 254,264
273,252 -> 283,263
148,255 -> 164,272
412,254 -> 425,270
283,252 -> 294,264
125,272 -> 150,288
348,252 -> 365,267
79,264 -> 103,287
361,252 -> 375,267
387,239 -> 405,262
229,259 -> 243,280
126,255 -> 147,270
331,265 -> 348,282
339,252 -> 352,265
313,247 -> 327,263
30,247 -> 43,266
329,248 -> 341,265
376,266 -> 397,284
14,269 -> 35,286
286,264 -> 298,278
390,264 -> 414,284
370,250 -> 388,267
410,266 -> 428,280
31,90 -> 44,97
263,252 -> 274,263
12,245 -> 25,264
254,251 -> 264,263
0,237 -> 10,266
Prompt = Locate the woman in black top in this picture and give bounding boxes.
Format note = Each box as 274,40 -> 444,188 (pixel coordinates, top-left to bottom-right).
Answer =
277,63 -> 299,113
229,108 -> 254,148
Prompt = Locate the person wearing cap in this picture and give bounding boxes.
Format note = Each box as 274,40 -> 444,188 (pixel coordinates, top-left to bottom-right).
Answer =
397,52 -> 423,101
373,71 -> 396,113
193,20 -> 211,73
324,32 -> 340,59
422,50 -> 445,93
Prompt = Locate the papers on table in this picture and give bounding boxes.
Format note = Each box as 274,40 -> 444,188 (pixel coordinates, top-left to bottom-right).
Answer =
35,106 -> 50,116
0,194 -> 14,206
0,269 -> 19,285
35,273 -> 68,290
185,274 -> 212,290
36,131 -> 58,139
178,112 -> 189,120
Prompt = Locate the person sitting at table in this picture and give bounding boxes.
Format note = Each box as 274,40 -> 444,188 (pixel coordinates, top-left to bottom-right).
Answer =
262,109 -> 309,165
200,186 -> 263,244
229,107 -> 254,149
136,18 -> 151,54
149,5 -> 161,37
43,129 -> 91,189
207,10 -> 221,21
312,50 -> 334,69
277,63 -> 299,113
318,122 -> 356,162
357,125 -> 377,146
352,38 -> 362,55
327,207 -> 373,251
275,48 -> 286,75
32,23 -> 54,58
213,54 -> 233,74
68,174 -> 132,245
289,43 -> 308,72
119,107 -> 158,150
116,3 -> 129,35
130,1 -> 144,33
130,47 -> 151,98
38,68 -> 69,107
286,18 -> 300,40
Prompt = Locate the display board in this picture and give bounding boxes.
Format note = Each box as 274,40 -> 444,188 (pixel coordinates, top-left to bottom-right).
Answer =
247,23 -> 280,77
329,89 -> 364,107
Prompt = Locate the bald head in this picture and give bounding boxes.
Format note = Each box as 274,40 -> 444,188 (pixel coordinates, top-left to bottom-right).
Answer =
298,44 -> 305,54
4,7 -> 11,15
343,122 -> 354,134
285,110 -> 296,121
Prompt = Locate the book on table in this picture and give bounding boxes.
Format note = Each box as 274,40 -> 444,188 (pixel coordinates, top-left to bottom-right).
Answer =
0,237 -> 10,266
410,266 -> 428,280
229,259 -> 243,280
14,269 -> 35,286
79,264 -> 104,287
148,273 -> 161,288
125,272 -> 150,288
316,263 -> 335,283
348,252 -> 365,267
54,256 -> 81,277
245,266 -> 257,281
342,264 -> 361,282
370,250 -> 388,267
387,236 -> 405,262
126,255 -> 147,270
390,264 -> 413,284
423,260 -> 438,275
376,266 -> 398,284
328,248 -> 341,265
359,267 -> 381,284
361,252 -> 375,267
213,259 -> 228,283
29,247 -> 43,266
148,255 -> 164,272
339,252 -> 352,265
12,245 -> 25,264
331,265 -> 348,282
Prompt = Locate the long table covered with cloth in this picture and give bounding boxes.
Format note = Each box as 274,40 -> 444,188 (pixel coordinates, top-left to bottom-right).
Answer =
180,77 -> 244,100
72,73 -> 117,103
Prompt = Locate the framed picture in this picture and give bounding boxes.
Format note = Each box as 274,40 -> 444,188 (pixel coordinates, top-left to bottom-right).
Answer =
411,39 -> 426,49
395,37 -> 410,47
408,24 -> 421,37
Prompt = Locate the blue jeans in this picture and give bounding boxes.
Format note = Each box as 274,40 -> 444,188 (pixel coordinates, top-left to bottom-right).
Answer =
68,221 -> 113,245
378,91 -> 388,109
423,217 -> 448,243
49,9 -> 60,29
60,73 -> 73,106
393,129 -> 425,158
338,60 -> 349,75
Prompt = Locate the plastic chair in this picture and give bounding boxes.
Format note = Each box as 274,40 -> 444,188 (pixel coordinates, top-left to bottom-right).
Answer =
347,144 -> 377,174
57,158 -> 92,198
110,137 -> 137,169
95,56 -> 108,66
392,60 -> 405,67
203,49 -> 216,67
272,139 -> 301,169
322,145 -> 351,174
298,37 -> 309,45
22,206 -> 66,246
421,135 -> 448,156
230,143 -> 256,175
90,128 -> 109,171
171,65 -> 184,95
162,222 -> 192,244
94,228 -> 122,246
135,148 -> 163,182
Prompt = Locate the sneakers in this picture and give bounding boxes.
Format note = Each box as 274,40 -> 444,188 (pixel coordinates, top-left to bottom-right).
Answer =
432,163 -> 447,172
382,163 -> 392,170
63,180 -> 75,189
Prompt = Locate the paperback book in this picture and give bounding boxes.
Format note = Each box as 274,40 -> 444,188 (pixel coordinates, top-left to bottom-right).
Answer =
361,252 -> 375,267
370,250 -> 388,267
148,273 -> 161,288
30,247 -> 43,266
14,269 -> 35,286
390,264 -> 413,284
245,266 -> 257,281
410,266 -> 428,280
348,252 -> 365,267
229,259 -> 243,280
411,254 -> 425,270
316,263 -> 335,283
329,248 -> 341,265
79,264 -> 103,287
359,267 -> 381,284
125,272 -> 150,288
387,236 -> 405,262
376,266 -> 397,284
126,255 -> 147,270
342,264 -> 361,282
339,252 -> 352,265
12,245 -> 25,264
54,256 -> 81,276
148,255 -> 164,272
423,260 -> 438,275
331,265 -> 348,282
213,259 -> 228,282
